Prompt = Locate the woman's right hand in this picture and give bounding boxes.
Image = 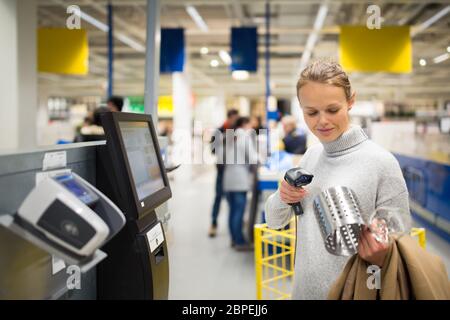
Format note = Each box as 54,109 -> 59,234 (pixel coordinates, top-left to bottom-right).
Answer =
279,179 -> 308,204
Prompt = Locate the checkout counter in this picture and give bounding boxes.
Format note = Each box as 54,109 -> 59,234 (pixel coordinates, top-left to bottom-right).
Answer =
0,112 -> 172,299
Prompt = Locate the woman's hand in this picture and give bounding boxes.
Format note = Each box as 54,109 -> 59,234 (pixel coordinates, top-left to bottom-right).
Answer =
279,179 -> 308,204
357,225 -> 390,267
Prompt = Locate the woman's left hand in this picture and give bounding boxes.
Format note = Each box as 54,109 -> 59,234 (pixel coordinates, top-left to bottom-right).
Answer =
357,225 -> 389,267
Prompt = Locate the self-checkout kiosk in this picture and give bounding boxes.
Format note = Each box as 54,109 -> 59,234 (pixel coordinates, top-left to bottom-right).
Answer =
96,112 -> 172,300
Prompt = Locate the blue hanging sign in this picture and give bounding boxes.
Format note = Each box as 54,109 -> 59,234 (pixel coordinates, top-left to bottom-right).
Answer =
231,27 -> 258,72
160,28 -> 185,73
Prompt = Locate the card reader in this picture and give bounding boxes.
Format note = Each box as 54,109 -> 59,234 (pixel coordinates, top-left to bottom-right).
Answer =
17,173 -> 125,257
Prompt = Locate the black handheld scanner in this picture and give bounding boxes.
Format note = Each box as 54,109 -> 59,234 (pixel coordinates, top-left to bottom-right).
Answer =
283,167 -> 314,215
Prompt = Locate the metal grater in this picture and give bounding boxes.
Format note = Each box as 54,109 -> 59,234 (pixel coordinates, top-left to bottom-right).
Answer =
313,186 -> 365,256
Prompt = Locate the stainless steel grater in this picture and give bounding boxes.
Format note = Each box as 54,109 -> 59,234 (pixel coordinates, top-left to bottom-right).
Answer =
312,186 -> 365,256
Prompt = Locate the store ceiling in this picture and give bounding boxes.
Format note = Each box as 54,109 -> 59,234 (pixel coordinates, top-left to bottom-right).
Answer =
38,0 -> 450,102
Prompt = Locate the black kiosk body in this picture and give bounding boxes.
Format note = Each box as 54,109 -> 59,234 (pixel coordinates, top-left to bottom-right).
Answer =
96,112 -> 171,299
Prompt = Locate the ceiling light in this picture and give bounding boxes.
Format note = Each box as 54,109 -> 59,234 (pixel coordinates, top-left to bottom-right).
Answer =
433,53 -> 450,64
299,4 -> 328,71
210,59 -> 219,67
412,5 -> 450,36
78,11 -> 109,32
447,46 -> 450,53
419,59 -> 427,66
200,47 -> 209,55
186,5 -> 209,32
232,70 -> 249,80
219,50 -> 232,65
116,33 -> 145,52
313,4 -> 328,31
75,10 -> 145,52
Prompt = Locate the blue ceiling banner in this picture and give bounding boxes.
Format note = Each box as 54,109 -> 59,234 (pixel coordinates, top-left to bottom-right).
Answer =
160,28 -> 185,73
231,27 -> 258,72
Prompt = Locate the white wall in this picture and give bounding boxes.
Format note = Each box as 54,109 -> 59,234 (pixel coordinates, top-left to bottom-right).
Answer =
0,0 -> 37,150
17,0 -> 37,148
0,0 -> 19,149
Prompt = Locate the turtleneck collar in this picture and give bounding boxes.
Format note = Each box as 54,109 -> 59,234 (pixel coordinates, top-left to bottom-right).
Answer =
322,125 -> 368,156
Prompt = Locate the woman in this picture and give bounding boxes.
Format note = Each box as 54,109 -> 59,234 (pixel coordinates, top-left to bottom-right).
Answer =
264,59 -> 411,299
223,117 -> 258,251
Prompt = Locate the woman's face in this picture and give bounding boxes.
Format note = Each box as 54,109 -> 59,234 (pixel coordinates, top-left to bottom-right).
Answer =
298,81 -> 354,143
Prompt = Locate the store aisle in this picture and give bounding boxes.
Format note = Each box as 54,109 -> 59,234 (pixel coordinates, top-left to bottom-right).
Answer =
167,165 -> 256,300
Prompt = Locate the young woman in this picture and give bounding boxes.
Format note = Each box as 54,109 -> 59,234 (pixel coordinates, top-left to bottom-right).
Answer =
264,59 -> 411,299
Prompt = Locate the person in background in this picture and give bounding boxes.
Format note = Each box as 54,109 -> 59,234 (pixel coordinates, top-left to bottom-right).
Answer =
74,107 -> 109,142
223,117 -> 258,251
281,115 -> 307,154
208,109 -> 240,237
74,113 -> 94,140
250,116 -> 266,134
159,120 -> 173,138
107,96 -> 124,112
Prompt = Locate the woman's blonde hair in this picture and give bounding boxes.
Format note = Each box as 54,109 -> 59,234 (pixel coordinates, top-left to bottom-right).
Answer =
297,59 -> 353,101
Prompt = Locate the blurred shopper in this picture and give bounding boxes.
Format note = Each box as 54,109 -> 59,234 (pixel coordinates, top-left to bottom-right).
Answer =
74,107 -> 109,142
107,96 -> 124,112
208,109 -> 240,237
223,117 -> 258,251
250,116 -> 266,134
74,113 -> 94,141
281,115 -> 307,154
159,120 -> 173,138
265,59 -> 411,299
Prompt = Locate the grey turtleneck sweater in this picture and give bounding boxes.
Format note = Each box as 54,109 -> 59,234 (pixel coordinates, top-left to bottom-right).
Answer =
264,125 -> 410,300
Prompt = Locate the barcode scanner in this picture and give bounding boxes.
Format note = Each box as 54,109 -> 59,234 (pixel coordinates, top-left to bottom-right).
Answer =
284,167 -> 314,215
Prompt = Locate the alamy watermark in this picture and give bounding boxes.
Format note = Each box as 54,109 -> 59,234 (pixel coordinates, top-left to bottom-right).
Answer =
169,121 -> 277,166
66,265 -> 81,290
66,5 -> 81,29
366,5 -> 384,30
366,265 -> 381,290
